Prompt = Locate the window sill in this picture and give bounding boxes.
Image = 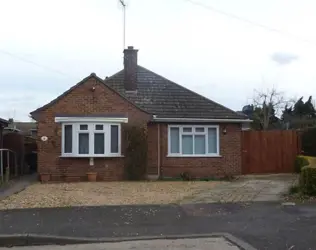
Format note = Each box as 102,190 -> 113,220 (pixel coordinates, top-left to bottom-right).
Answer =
59,155 -> 124,158
167,154 -> 222,158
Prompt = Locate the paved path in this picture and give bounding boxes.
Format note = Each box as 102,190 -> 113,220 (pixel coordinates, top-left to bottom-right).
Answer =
182,174 -> 298,203
1,202 -> 316,249
0,174 -> 37,201
0,237 -> 243,250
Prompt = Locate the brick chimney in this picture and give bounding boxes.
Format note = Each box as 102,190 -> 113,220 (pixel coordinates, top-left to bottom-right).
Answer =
123,46 -> 138,91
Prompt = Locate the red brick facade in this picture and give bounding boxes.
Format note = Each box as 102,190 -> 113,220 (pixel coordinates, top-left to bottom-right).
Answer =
147,123 -> 242,179
35,76 -> 242,182
36,77 -> 150,182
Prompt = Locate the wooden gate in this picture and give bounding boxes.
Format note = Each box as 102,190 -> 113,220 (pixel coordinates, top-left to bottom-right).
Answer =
241,130 -> 301,174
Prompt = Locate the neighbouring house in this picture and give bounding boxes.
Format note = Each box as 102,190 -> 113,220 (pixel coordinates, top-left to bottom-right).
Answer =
0,117 -> 9,180
2,119 -> 38,176
4,119 -> 37,138
30,46 -> 251,182
0,117 -> 9,149
236,111 -> 251,131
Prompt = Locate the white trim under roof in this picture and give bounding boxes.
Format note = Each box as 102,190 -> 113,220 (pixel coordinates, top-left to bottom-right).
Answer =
55,116 -> 128,123
152,117 -> 252,123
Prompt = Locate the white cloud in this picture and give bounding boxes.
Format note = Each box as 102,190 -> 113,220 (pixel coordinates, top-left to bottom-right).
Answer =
271,52 -> 299,65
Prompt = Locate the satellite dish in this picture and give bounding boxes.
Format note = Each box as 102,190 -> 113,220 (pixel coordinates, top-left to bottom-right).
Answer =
41,136 -> 48,142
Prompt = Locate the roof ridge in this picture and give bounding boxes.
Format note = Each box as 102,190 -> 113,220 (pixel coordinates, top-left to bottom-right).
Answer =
137,65 -> 244,119
0,117 -> 8,125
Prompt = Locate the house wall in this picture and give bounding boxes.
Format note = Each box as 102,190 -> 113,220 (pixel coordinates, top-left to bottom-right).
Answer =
148,123 -> 242,179
0,126 -> 3,148
36,77 -> 150,182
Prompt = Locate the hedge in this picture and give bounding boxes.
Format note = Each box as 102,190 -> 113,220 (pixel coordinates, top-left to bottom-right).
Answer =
300,164 -> 316,195
302,128 -> 316,157
294,155 -> 310,173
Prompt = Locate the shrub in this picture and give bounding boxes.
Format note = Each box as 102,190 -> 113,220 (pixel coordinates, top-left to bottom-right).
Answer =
180,172 -> 193,181
300,164 -> 316,195
294,155 -> 309,173
288,185 -> 300,195
302,128 -> 316,157
124,125 -> 148,180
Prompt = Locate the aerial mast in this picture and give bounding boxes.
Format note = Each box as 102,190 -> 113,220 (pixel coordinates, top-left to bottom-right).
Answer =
119,0 -> 126,50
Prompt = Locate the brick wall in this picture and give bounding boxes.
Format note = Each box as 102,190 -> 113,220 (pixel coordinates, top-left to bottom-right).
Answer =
36,76 -> 150,182
158,123 -> 242,178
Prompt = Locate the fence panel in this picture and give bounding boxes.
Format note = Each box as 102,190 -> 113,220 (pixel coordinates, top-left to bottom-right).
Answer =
242,130 -> 300,174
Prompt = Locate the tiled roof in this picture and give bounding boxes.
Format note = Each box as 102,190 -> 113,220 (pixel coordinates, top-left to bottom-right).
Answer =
0,117 -> 8,126
105,66 -> 245,119
6,122 -> 37,133
31,66 -> 247,121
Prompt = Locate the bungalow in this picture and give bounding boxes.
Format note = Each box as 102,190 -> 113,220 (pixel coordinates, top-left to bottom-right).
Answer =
30,46 -> 251,182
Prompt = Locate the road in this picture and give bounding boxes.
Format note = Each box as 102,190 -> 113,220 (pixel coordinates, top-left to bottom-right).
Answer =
1,202 -> 316,249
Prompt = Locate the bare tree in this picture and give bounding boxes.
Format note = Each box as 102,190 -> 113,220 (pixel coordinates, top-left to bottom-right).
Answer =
253,87 -> 287,130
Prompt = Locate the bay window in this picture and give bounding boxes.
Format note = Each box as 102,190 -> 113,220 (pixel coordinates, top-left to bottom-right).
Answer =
168,125 -> 220,156
55,116 -> 127,157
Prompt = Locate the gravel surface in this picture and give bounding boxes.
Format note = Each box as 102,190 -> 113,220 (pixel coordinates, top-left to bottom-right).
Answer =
0,181 -> 218,209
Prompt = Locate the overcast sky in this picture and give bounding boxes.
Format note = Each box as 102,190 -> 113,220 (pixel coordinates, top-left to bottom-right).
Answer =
1,0 -> 316,121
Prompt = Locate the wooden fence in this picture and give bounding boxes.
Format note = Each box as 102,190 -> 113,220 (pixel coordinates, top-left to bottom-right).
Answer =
241,130 -> 301,174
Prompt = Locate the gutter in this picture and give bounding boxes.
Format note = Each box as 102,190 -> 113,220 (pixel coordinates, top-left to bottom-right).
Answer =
152,117 -> 252,123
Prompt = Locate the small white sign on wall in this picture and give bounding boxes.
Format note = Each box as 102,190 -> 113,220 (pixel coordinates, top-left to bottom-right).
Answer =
41,136 -> 48,142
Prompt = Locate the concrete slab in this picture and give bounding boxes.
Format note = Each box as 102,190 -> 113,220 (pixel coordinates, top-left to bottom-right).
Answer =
0,174 -> 37,201
0,237 -> 244,250
253,194 -> 280,202
182,174 -> 298,204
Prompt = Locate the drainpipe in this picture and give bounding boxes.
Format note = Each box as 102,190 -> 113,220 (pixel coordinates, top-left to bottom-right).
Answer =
157,123 -> 161,179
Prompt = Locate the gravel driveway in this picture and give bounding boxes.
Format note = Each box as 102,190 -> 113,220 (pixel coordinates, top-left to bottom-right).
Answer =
0,181 -> 218,209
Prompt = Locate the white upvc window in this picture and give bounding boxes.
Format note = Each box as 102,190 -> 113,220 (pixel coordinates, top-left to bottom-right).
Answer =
55,116 -> 127,157
168,125 -> 220,157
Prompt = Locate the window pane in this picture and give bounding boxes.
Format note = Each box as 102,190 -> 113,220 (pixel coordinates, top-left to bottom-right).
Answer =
94,133 -> 105,154
111,125 -> 119,153
95,124 -> 103,130
80,124 -> 88,130
182,135 -> 193,154
64,125 -> 72,153
170,127 -> 180,153
208,128 -> 218,153
183,127 -> 192,132
195,135 -> 206,154
79,133 -> 89,154
195,127 -> 205,132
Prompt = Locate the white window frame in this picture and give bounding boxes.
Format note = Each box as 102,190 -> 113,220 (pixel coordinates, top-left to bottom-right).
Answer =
168,125 -> 220,157
61,122 -> 122,158
60,122 -> 122,158
56,116 -> 127,157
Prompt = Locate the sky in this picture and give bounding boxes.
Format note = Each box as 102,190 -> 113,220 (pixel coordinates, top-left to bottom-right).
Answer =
1,0 -> 316,121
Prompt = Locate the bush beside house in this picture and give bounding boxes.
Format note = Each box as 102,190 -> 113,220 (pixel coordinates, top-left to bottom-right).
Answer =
300,165 -> 316,195
294,155 -> 310,173
289,155 -> 316,198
